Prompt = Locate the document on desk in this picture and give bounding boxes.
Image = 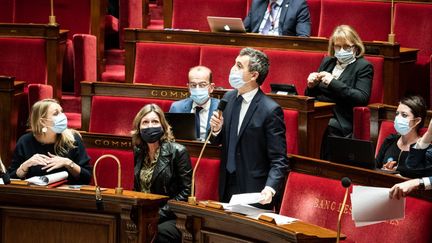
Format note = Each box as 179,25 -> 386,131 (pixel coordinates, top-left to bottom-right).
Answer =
351,185 -> 405,227
228,192 -> 265,205
26,171 -> 68,186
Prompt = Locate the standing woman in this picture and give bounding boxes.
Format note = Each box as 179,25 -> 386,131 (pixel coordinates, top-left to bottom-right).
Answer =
305,25 -> 373,158
8,99 -> 92,184
132,104 -> 192,243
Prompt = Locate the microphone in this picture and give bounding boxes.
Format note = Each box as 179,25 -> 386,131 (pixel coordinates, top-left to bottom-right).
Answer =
0,157 -> 10,185
336,177 -> 352,243
188,99 -> 227,205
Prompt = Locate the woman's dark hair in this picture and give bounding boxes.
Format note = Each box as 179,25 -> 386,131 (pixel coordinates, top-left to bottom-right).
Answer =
400,95 -> 427,132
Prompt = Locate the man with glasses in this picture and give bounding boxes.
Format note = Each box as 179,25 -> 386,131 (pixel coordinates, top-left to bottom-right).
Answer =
169,66 -> 219,140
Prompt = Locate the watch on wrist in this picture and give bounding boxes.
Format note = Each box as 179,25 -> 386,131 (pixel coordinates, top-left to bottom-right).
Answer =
418,178 -> 425,190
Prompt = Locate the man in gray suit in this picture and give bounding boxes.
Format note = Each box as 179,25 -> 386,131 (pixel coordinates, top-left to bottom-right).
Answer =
169,66 -> 219,140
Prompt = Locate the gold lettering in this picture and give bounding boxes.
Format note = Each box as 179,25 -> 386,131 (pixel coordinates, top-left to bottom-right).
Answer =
103,140 -> 110,146
330,201 -> 336,211
160,91 -> 167,97
95,139 -> 101,146
111,141 -> 119,147
151,90 -> 158,96
313,198 -> 319,208
120,141 -> 129,148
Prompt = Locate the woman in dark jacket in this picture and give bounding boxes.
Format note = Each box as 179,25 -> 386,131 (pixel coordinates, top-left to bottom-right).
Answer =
131,103 -> 192,243
305,25 -> 373,159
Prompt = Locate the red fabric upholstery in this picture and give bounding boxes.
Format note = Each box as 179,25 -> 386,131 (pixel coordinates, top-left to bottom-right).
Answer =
105,15 -> 119,35
0,0 -> 14,22
133,43 -> 200,86
27,84 -> 53,110
283,109 -> 299,154
0,38 -> 47,85
62,39 -> 75,93
352,106 -> 370,141
263,50 -> 325,94
73,34 -> 97,95
14,0 -> 92,38
191,157 -> 220,201
280,172 -> 432,242
172,0 -> 248,31
101,64 -> 126,83
306,0 -> 321,37
318,0 -> 391,41
65,112 -> 82,130
199,46 -> 242,89
118,0 -> 142,48
86,148 -> 134,190
89,96 -> 174,135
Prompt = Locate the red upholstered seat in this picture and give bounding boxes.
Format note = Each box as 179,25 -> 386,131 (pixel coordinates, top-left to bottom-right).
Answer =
172,0 -> 248,31
318,0 -> 391,41
0,38 -> 47,85
89,96 -> 174,135
283,109 -> 299,154
263,49 -> 325,94
133,43 -> 200,86
352,56 -> 384,140
191,157 -> 220,201
200,46 -> 242,89
73,34 -> 97,95
118,0 -> 142,48
306,0 -> 321,37
280,172 -> 432,242
0,0 -> 13,22
27,84 -> 53,110
86,148 -> 134,190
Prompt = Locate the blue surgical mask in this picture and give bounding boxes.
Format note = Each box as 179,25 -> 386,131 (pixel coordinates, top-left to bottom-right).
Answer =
50,113 -> 68,134
335,49 -> 355,64
394,116 -> 411,135
190,87 -> 209,105
229,69 -> 246,89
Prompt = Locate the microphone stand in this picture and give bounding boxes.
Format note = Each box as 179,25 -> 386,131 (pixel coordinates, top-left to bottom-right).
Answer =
388,0 -> 396,44
336,177 -> 351,243
48,0 -> 57,26
93,154 -> 123,210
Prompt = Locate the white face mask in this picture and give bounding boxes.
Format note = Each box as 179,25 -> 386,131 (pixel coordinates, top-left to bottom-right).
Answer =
190,87 -> 210,105
334,49 -> 355,64
393,116 -> 412,136
229,69 -> 246,89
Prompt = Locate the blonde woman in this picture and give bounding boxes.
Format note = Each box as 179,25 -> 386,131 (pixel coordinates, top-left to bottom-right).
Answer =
8,99 -> 91,184
131,104 -> 191,243
305,25 -> 373,158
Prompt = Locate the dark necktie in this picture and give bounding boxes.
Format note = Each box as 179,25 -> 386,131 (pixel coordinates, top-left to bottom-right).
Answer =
195,106 -> 203,139
226,95 -> 243,173
262,1 -> 278,34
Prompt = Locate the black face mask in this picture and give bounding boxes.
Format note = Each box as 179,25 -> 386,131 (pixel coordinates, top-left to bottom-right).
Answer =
140,127 -> 164,143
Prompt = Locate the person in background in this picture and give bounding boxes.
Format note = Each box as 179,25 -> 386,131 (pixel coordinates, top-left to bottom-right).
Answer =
244,0 -> 311,37
169,66 -> 219,140
210,47 -> 289,209
132,104 -> 192,243
305,25 -> 373,159
7,99 -> 92,184
389,176 -> 432,199
376,95 -> 430,178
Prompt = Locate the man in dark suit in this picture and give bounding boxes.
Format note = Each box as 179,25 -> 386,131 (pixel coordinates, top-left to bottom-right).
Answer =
210,48 -> 289,207
244,0 -> 311,37
169,66 -> 219,140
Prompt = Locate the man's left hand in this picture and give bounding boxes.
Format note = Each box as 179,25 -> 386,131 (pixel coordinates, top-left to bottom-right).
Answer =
259,188 -> 273,205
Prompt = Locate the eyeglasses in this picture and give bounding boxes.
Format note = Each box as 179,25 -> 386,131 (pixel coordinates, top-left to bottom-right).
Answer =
333,44 -> 355,52
189,82 -> 210,89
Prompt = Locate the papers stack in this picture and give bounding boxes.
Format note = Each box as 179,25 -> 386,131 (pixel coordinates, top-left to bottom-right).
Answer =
26,171 -> 68,186
351,185 -> 405,227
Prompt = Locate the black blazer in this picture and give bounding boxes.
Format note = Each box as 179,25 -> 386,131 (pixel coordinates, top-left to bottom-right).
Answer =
305,56 -> 373,136
212,89 -> 290,199
134,142 -> 192,222
244,0 -> 311,37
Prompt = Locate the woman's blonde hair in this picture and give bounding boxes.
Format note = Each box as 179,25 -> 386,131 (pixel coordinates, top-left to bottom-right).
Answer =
30,99 -> 76,156
328,25 -> 365,58
131,104 -> 174,147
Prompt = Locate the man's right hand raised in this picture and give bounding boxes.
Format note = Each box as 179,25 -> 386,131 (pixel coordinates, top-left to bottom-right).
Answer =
210,111 -> 224,134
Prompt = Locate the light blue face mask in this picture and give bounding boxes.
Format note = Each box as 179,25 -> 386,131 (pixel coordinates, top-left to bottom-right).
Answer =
335,49 -> 355,64
229,69 -> 246,89
190,87 -> 210,105
50,113 -> 68,134
394,116 -> 412,135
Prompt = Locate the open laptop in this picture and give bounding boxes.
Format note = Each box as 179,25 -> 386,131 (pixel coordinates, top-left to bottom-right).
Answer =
270,83 -> 298,95
327,136 -> 376,169
164,113 -> 197,140
207,16 -> 246,33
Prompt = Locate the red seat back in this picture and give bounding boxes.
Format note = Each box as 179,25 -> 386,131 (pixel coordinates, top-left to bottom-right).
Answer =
0,38 -> 47,85
281,172 -> 432,242
89,96 -> 174,135
0,0 -> 14,22
263,49 -> 325,94
133,43 -> 200,86
200,46 -> 242,89
87,148 -> 135,190
172,0 -> 248,31
191,157 -> 220,201
283,109 -> 299,154
318,0 -> 390,41
306,0 -> 321,37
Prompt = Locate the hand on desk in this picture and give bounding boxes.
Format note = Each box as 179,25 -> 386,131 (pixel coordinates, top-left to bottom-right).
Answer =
382,161 -> 397,171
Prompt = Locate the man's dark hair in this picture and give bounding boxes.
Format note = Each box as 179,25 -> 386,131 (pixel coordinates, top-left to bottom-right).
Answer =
239,47 -> 269,85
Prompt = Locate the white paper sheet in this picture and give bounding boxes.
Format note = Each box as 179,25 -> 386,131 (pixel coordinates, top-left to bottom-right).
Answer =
351,185 -> 405,227
26,171 -> 68,186
248,213 -> 297,226
0,178 -> 3,185
228,192 -> 265,205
